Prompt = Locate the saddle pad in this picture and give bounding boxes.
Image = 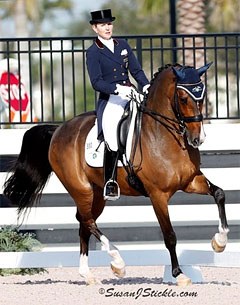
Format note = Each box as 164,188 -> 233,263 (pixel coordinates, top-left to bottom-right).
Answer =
85,97 -> 139,167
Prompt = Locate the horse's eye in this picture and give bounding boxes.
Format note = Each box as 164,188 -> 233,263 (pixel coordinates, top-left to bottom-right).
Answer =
180,97 -> 187,104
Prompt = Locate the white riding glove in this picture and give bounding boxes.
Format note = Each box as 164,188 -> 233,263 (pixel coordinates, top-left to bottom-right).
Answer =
143,84 -> 150,94
115,84 -> 133,100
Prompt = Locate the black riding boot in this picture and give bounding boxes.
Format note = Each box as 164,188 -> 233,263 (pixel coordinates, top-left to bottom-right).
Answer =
103,146 -> 120,201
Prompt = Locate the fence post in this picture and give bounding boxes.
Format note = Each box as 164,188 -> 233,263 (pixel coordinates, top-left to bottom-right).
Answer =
170,0 -> 177,63
136,37 -> 143,67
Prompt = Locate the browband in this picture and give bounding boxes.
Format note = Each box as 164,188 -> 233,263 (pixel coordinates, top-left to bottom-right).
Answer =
177,82 -> 206,101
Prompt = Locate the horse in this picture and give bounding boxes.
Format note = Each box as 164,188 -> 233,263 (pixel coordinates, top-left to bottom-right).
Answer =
3,63 -> 229,286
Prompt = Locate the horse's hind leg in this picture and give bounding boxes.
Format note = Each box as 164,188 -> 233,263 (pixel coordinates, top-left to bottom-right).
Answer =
77,215 -> 97,285
90,222 -> 126,278
184,172 -> 229,252
77,186 -> 125,284
79,219 -> 126,280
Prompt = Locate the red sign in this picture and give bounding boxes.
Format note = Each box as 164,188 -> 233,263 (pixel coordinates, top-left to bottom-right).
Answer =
0,71 -> 37,122
0,72 -> 29,111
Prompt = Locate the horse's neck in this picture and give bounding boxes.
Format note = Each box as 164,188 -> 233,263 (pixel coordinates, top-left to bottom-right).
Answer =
142,77 -> 181,142
148,81 -> 176,119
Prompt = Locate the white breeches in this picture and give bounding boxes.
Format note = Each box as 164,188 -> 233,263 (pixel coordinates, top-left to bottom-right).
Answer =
102,94 -> 129,151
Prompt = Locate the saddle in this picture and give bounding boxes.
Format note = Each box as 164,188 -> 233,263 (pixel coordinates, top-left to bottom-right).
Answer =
117,102 -> 132,154
116,96 -> 148,196
85,93 -> 148,196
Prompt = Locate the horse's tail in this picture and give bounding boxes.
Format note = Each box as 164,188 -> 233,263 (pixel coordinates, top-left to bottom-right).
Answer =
3,124 -> 58,215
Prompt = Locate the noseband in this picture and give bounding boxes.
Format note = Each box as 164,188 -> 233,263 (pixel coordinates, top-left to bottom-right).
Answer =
137,81 -> 204,137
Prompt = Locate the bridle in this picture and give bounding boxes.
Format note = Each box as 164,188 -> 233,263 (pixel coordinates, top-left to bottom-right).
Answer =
137,80 -> 205,136
173,83 -> 204,130
126,80 -> 205,174
127,63 -> 211,172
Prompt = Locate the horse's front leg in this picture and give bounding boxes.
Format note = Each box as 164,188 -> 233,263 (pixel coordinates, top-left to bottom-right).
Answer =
150,193 -> 192,287
208,180 -> 229,252
184,172 -> 229,252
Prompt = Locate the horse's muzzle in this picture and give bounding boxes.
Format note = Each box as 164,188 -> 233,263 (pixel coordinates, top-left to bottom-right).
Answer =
186,122 -> 206,148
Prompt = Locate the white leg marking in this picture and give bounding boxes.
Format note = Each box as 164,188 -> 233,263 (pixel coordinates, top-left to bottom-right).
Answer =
214,221 -> 229,247
108,249 -> 125,270
100,235 -> 110,251
218,220 -> 230,234
218,219 -> 229,244
214,232 -> 228,247
100,235 -> 125,276
79,253 -> 90,276
212,220 -> 229,252
79,254 -> 98,285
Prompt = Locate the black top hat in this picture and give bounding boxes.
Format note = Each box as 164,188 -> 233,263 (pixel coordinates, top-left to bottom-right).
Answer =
89,9 -> 115,25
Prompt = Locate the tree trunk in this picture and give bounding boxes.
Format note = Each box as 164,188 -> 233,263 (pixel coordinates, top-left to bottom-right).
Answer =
14,0 -> 28,37
177,0 -> 206,67
177,0 -> 212,118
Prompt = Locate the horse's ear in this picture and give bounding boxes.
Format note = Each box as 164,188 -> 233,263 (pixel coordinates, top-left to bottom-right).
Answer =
197,62 -> 213,77
172,66 -> 185,81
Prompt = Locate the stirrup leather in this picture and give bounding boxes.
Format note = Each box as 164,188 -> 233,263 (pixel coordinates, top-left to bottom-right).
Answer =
103,179 -> 120,201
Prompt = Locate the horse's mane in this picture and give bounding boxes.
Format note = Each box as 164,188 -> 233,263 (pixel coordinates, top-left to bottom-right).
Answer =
150,62 -> 197,87
150,63 -> 182,86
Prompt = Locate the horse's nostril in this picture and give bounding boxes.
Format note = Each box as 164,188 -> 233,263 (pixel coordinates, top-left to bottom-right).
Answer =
193,138 -> 200,147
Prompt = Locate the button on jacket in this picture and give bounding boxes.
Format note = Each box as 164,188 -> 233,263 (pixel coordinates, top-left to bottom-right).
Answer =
86,37 -> 149,138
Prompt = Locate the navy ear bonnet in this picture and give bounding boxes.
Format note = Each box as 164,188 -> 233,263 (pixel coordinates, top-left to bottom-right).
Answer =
172,62 -> 213,101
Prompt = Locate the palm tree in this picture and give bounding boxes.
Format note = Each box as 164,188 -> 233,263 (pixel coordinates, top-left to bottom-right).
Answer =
141,0 -> 168,15
208,0 -> 240,32
141,0 -> 239,65
140,0 -> 206,66
176,0 -> 206,66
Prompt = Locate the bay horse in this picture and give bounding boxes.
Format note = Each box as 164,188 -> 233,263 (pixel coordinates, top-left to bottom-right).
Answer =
3,63 -> 229,286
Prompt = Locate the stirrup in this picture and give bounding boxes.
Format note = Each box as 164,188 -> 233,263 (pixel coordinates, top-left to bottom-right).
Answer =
103,179 -> 120,201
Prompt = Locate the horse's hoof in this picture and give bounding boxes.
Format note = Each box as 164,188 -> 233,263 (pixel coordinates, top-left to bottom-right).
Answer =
79,271 -> 100,285
86,277 -> 100,285
211,237 -> 226,253
176,274 -> 192,287
111,262 -> 126,278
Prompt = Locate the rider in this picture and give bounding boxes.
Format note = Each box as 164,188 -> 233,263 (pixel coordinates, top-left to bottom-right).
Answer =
86,9 -> 150,200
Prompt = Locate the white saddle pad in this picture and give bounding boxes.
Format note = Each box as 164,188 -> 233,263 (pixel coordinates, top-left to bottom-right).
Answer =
85,97 -> 139,167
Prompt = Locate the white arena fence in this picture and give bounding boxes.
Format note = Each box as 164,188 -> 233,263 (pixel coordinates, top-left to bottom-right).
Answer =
0,123 -> 239,275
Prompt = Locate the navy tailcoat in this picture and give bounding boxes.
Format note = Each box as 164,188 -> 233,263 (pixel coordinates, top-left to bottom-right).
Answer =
86,38 -> 149,138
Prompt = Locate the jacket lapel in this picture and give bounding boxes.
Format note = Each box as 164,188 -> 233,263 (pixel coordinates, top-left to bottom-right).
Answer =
95,38 -> 123,65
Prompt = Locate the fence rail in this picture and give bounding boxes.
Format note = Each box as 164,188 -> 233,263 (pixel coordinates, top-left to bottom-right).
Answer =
0,121 -> 239,275
0,123 -> 239,247
0,32 -> 239,126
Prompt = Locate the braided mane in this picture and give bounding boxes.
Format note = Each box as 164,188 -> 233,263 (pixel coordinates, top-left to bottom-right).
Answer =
150,63 -> 182,86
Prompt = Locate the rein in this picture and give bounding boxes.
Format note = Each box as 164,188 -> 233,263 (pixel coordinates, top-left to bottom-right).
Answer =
135,90 -> 186,136
132,83 -> 203,137
126,90 -> 184,175
140,102 -> 185,135
123,63 -> 209,191
124,84 -> 203,188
